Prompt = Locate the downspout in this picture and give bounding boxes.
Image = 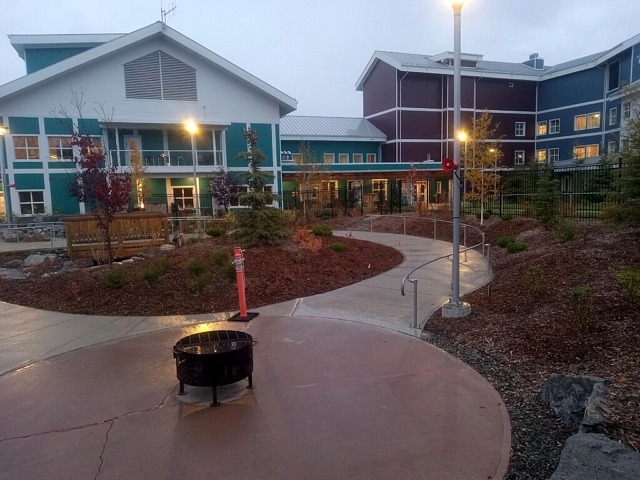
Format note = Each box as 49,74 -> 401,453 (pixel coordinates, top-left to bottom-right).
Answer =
398,71 -> 409,163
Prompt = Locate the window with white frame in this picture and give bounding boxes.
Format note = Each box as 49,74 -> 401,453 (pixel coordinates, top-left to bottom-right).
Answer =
18,191 -> 45,215
339,153 -> 349,164
608,140 -> 617,154
573,146 -> 586,160
172,187 -> 194,210
574,115 -> 587,131
623,102 -> 631,119
537,121 -> 547,136
323,153 -> 335,164
229,186 -> 248,207
372,179 -> 387,199
549,118 -> 560,134
588,112 -> 601,129
321,180 -> 338,198
536,149 -> 547,163
292,153 -> 303,163
366,153 -> 376,163
609,107 -> 618,126
514,150 -> 525,165
13,136 -> 40,160
548,148 -> 559,163
515,122 -> 526,137
353,153 -> 363,163
48,136 -> 73,160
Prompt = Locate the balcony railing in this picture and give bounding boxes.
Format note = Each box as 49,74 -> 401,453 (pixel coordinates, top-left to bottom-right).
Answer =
110,149 -> 224,168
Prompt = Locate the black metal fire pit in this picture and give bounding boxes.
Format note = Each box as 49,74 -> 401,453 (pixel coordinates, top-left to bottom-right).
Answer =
172,330 -> 254,406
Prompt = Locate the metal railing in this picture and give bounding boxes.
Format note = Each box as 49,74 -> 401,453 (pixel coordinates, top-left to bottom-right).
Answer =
109,149 -> 224,168
358,215 -> 488,329
0,222 -> 66,249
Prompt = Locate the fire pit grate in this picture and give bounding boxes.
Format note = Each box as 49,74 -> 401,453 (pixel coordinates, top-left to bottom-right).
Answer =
173,330 -> 254,406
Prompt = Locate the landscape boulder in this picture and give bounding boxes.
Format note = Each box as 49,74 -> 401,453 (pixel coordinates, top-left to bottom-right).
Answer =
550,433 -> 640,480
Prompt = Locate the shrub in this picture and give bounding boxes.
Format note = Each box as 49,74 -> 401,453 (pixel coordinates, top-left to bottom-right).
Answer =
220,263 -> 237,280
186,257 -> 207,276
526,265 -> 545,295
311,223 -> 333,237
555,218 -> 580,242
497,236 -> 516,248
233,208 -> 293,246
617,266 -> 640,301
568,285 -> 593,331
139,257 -> 170,286
329,242 -> 348,252
206,224 -> 225,237
187,237 -> 199,245
103,267 -> 127,289
210,250 -> 232,267
506,241 -> 527,253
501,213 -> 513,221
189,272 -> 212,292
294,228 -> 322,252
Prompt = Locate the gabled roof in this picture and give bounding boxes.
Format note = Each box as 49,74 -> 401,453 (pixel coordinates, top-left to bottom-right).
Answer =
280,116 -> 386,142
356,32 -> 640,90
0,22 -> 297,116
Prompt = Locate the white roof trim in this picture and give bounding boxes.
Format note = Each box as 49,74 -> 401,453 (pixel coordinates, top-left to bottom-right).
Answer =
9,33 -> 125,60
1,22 -> 297,116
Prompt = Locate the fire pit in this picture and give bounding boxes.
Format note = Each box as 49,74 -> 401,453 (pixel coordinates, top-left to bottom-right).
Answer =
172,330 -> 254,406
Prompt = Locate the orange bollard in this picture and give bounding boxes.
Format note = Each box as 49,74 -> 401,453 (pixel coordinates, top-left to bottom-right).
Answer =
229,246 -> 259,322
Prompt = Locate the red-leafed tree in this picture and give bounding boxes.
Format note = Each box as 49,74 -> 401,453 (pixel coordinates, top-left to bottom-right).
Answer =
69,132 -> 131,263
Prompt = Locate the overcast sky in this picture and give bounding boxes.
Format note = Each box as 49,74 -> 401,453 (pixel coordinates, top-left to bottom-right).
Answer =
1,0 -> 639,118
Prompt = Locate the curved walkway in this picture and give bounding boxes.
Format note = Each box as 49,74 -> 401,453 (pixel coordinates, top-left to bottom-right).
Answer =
0,231 -> 509,480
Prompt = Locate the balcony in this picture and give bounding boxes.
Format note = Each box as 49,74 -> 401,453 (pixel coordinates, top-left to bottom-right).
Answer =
110,149 -> 224,168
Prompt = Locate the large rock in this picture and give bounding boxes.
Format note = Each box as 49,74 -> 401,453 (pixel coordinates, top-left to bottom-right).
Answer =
540,374 -> 609,430
550,433 -> 640,479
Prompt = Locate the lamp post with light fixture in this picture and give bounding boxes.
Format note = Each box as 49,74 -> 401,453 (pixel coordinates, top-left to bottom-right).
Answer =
442,0 -> 471,318
184,120 -> 200,216
0,125 -> 12,225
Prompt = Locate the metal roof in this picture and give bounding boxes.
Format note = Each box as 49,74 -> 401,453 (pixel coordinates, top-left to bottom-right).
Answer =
280,116 -> 386,141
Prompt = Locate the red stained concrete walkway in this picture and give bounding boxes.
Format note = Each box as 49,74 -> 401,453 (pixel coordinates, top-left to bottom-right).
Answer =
0,231 -> 510,479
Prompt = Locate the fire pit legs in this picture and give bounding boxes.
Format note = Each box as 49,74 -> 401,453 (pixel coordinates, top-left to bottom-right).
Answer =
178,382 -> 185,396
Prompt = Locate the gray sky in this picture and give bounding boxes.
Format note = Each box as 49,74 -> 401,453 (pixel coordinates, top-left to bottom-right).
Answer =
1,0 -> 639,117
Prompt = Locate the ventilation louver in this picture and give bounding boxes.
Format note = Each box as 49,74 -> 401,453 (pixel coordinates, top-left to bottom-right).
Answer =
124,50 -> 197,101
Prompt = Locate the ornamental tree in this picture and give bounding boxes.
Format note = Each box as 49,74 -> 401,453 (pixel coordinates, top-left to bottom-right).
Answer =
69,132 -> 131,263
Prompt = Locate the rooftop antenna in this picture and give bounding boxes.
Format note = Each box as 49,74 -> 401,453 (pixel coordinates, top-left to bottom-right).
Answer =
161,1 -> 177,24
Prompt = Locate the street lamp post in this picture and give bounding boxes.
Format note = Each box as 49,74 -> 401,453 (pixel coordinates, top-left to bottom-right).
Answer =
0,125 -> 11,225
184,120 -> 200,217
442,0 -> 471,318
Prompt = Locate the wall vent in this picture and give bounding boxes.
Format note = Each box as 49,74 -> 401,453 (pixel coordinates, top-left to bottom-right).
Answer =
124,50 -> 197,101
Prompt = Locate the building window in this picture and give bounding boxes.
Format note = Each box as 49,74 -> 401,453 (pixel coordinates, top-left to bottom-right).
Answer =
573,145 -> 599,160
536,149 -> 547,163
18,191 -> 45,215
280,151 -> 293,162
366,153 -> 376,163
321,180 -> 338,198
549,119 -> 560,134
515,122 -> 526,137
586,144 -> 600,158
323,153 -> 335,164
588,112 -> 601,129
574,115 -> 587,131
339,153 -> 349,164
608,61 -> 620,91
608,140 -> 617,154
514,150 -> 525,165
48,136 -> 73,160
372,179 -> 387,199
537,121 -> 547,136
13,136 -> 40,160
229,186 -> 248,207
292,153 -> 303,163
609,107 -> 618,126
623,102 -> 631,119
172,187 -> 194,210
353,153 -> 363,163
549,148 -> 559,163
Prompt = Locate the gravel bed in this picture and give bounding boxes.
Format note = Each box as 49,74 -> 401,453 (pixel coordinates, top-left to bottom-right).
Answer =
422,329 -> 576,480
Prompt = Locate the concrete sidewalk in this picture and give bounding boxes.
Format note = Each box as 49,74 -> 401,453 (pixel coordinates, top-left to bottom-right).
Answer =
0,231 -> 509,480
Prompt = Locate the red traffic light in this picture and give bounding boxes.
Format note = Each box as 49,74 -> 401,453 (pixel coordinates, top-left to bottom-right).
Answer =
442,157 -> 458,172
